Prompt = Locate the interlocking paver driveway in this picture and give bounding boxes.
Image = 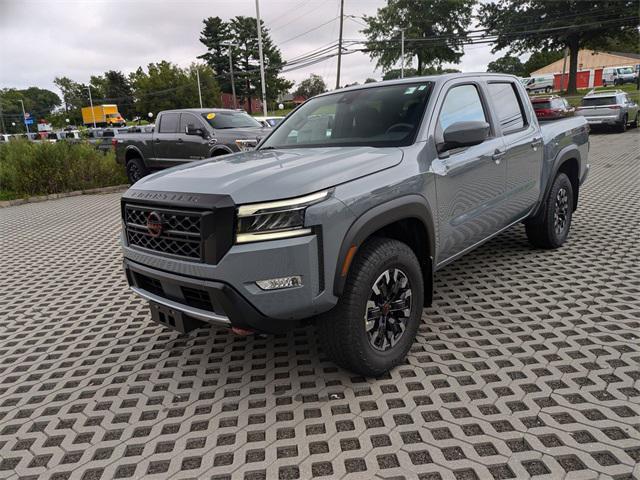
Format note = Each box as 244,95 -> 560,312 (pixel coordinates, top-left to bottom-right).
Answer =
1,130 -> 639,480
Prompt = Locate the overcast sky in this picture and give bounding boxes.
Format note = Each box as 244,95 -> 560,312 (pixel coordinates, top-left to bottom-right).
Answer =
0,0 -> 504,98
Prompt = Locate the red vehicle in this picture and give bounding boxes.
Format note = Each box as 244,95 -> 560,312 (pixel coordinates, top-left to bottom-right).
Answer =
531,95 -> 575,121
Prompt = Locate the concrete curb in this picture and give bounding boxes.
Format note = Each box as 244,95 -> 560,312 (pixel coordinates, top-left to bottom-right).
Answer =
0,184 -> 130,208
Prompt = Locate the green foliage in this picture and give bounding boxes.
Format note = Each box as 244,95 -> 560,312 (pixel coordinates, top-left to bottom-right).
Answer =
382,68 -> 418,80
89,71 -> 134,119
293,74 -> 327,98
363,0 -> 475,74
0,87 -> 61,132
53,76 -> 88,123
0,140 -> 127,198
477,1 -> 639,93
128,61 -> 221,118
199,16 -> 293,112
487,55 -> 526,76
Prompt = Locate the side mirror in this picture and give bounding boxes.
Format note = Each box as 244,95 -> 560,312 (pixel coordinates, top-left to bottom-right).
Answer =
439,121 -> 490,153
186,126 -> 205,137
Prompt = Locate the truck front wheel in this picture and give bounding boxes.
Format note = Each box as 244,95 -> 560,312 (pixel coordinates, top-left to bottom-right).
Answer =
317,238 -> 424,377
126,157 -> 148,184
525,172 -> 573,249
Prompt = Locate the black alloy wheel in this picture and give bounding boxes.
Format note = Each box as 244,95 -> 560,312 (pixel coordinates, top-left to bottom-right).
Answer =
365,268 -> 412,352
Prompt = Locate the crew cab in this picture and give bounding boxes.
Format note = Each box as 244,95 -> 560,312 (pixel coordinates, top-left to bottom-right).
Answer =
115,108 -> 268,183
120,74 -> 589,376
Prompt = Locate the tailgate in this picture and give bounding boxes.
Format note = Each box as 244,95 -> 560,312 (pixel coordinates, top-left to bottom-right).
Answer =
577,106 -> 619,117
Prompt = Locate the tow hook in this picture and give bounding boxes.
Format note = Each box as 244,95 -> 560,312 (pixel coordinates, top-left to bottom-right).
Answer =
231,327 -> 255,336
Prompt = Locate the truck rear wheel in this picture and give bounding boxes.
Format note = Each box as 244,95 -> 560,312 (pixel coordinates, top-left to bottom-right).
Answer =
525,172 -> 573,249
126,157 -> 148,184
317,237 -> 424,377
618,114 -> 628,133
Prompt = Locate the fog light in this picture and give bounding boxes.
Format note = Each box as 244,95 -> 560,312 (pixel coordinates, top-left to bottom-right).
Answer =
256,276 -> 302,290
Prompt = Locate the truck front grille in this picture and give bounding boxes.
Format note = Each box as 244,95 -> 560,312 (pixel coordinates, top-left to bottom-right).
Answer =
125,205 -> 203,261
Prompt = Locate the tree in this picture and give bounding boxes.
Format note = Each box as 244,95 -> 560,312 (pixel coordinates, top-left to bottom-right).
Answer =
53,76 -> 88,123
199,16 -> 292,113
382,68 -> 418,80
478,1 -> 640,93
363,0 -> 475,75
293,74 -> 327,98
88,71 -> 135,119
129,61 -> 221,118
486,55 -> 526,76
364,78 -> 377,83
523,50 -> 564,76
0,87 -> 61,132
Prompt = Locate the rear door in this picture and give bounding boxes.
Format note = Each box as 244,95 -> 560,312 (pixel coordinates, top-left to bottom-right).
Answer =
179,113 -> 211,161
431,81 -> 507,262
152,112 -> 181,166
486,80 -> 543,221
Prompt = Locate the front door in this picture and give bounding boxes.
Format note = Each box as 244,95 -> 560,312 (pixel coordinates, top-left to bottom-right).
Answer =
432,82 -> 507,263
486,81 -> 543,222
179,113 -> 211,161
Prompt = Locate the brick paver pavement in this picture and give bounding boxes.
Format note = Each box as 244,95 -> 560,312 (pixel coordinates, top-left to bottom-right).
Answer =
1,130 -> 639,480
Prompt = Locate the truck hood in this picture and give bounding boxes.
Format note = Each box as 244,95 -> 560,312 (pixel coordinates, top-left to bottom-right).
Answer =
218,127 -> 269,139
132,146 -> 403,203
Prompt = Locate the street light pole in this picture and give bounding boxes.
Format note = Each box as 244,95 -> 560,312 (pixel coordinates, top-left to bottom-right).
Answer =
19,99 -> 30,134
87,86 -> 96,128
222,41 -> 238,109
196,68 -> 203,108
255,0 -> 268,117
400,29 -> 405,78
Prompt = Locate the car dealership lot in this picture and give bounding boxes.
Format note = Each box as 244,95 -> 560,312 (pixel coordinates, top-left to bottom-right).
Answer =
1,131 -> 639,480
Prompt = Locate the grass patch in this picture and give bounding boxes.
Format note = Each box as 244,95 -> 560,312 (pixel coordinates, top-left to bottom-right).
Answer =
0,140 -> 127,200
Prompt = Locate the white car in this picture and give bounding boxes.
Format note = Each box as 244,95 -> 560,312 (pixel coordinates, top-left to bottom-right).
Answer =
602,66 -> 637,87
254,116 -> 284,128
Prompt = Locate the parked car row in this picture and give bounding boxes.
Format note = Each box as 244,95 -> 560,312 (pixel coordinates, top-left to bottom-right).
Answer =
529,89 -> 638,132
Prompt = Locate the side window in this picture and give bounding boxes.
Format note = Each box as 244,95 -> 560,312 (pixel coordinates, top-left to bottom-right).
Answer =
438,84 -> 487,132
487,82 -> 526,134
158,113 -> 179,133
179,113 -> 201,132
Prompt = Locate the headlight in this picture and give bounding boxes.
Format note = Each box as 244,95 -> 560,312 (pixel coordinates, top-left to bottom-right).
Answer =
235,139 -> 258,152
236,190 -> 329,243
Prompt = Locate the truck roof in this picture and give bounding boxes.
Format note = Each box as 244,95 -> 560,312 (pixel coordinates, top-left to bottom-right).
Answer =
316,72 -> 522,97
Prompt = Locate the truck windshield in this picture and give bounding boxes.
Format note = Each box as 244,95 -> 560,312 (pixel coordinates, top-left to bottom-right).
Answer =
260,82 -> 433,149
202,111 -> 262,129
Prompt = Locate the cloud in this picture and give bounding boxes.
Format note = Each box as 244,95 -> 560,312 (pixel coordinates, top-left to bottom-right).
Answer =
0,0 -> 501,97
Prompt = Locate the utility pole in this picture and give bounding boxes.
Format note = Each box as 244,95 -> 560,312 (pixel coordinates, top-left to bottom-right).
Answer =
196,68 -> 203,108
400,29 -> 405,78
222,41 -> 238,109
19,99 -> 29,134
87,86 -> 96,128
335,0 -> 345,89
255,0 -> 268,117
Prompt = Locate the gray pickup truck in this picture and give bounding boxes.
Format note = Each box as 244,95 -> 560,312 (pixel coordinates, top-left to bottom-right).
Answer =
115,108 -> 268,183
120,73 -> 589,376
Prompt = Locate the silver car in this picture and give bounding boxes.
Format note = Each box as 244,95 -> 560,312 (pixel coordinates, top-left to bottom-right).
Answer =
576,90 -> 639,132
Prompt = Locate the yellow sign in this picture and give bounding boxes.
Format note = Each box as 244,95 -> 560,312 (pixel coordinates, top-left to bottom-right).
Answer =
206,113 -> 216,119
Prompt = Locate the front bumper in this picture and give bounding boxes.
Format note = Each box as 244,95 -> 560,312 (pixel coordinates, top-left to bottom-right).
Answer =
125,258 -> 306,334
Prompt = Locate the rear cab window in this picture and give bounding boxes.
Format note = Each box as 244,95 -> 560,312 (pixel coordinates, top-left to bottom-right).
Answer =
487,82 -> 527,134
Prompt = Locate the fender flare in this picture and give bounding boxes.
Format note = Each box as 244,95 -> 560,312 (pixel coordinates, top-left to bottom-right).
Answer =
333,195 -> 436,303
124,145 -> 145,163
210,145 -> 234,157
533,143 -> 582,217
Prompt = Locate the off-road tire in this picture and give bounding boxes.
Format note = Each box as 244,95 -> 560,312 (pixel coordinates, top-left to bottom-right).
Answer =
618,114 -> 628,133
317,237 -> 424,377
126,157 -> 148,184
525,172 -> 574,249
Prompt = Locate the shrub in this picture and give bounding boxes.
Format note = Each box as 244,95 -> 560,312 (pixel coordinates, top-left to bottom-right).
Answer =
0,140 -> 127,198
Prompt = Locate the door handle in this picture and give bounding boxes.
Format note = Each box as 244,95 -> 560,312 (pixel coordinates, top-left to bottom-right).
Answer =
531,137 -> 543,150
492,150 -> 505,164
